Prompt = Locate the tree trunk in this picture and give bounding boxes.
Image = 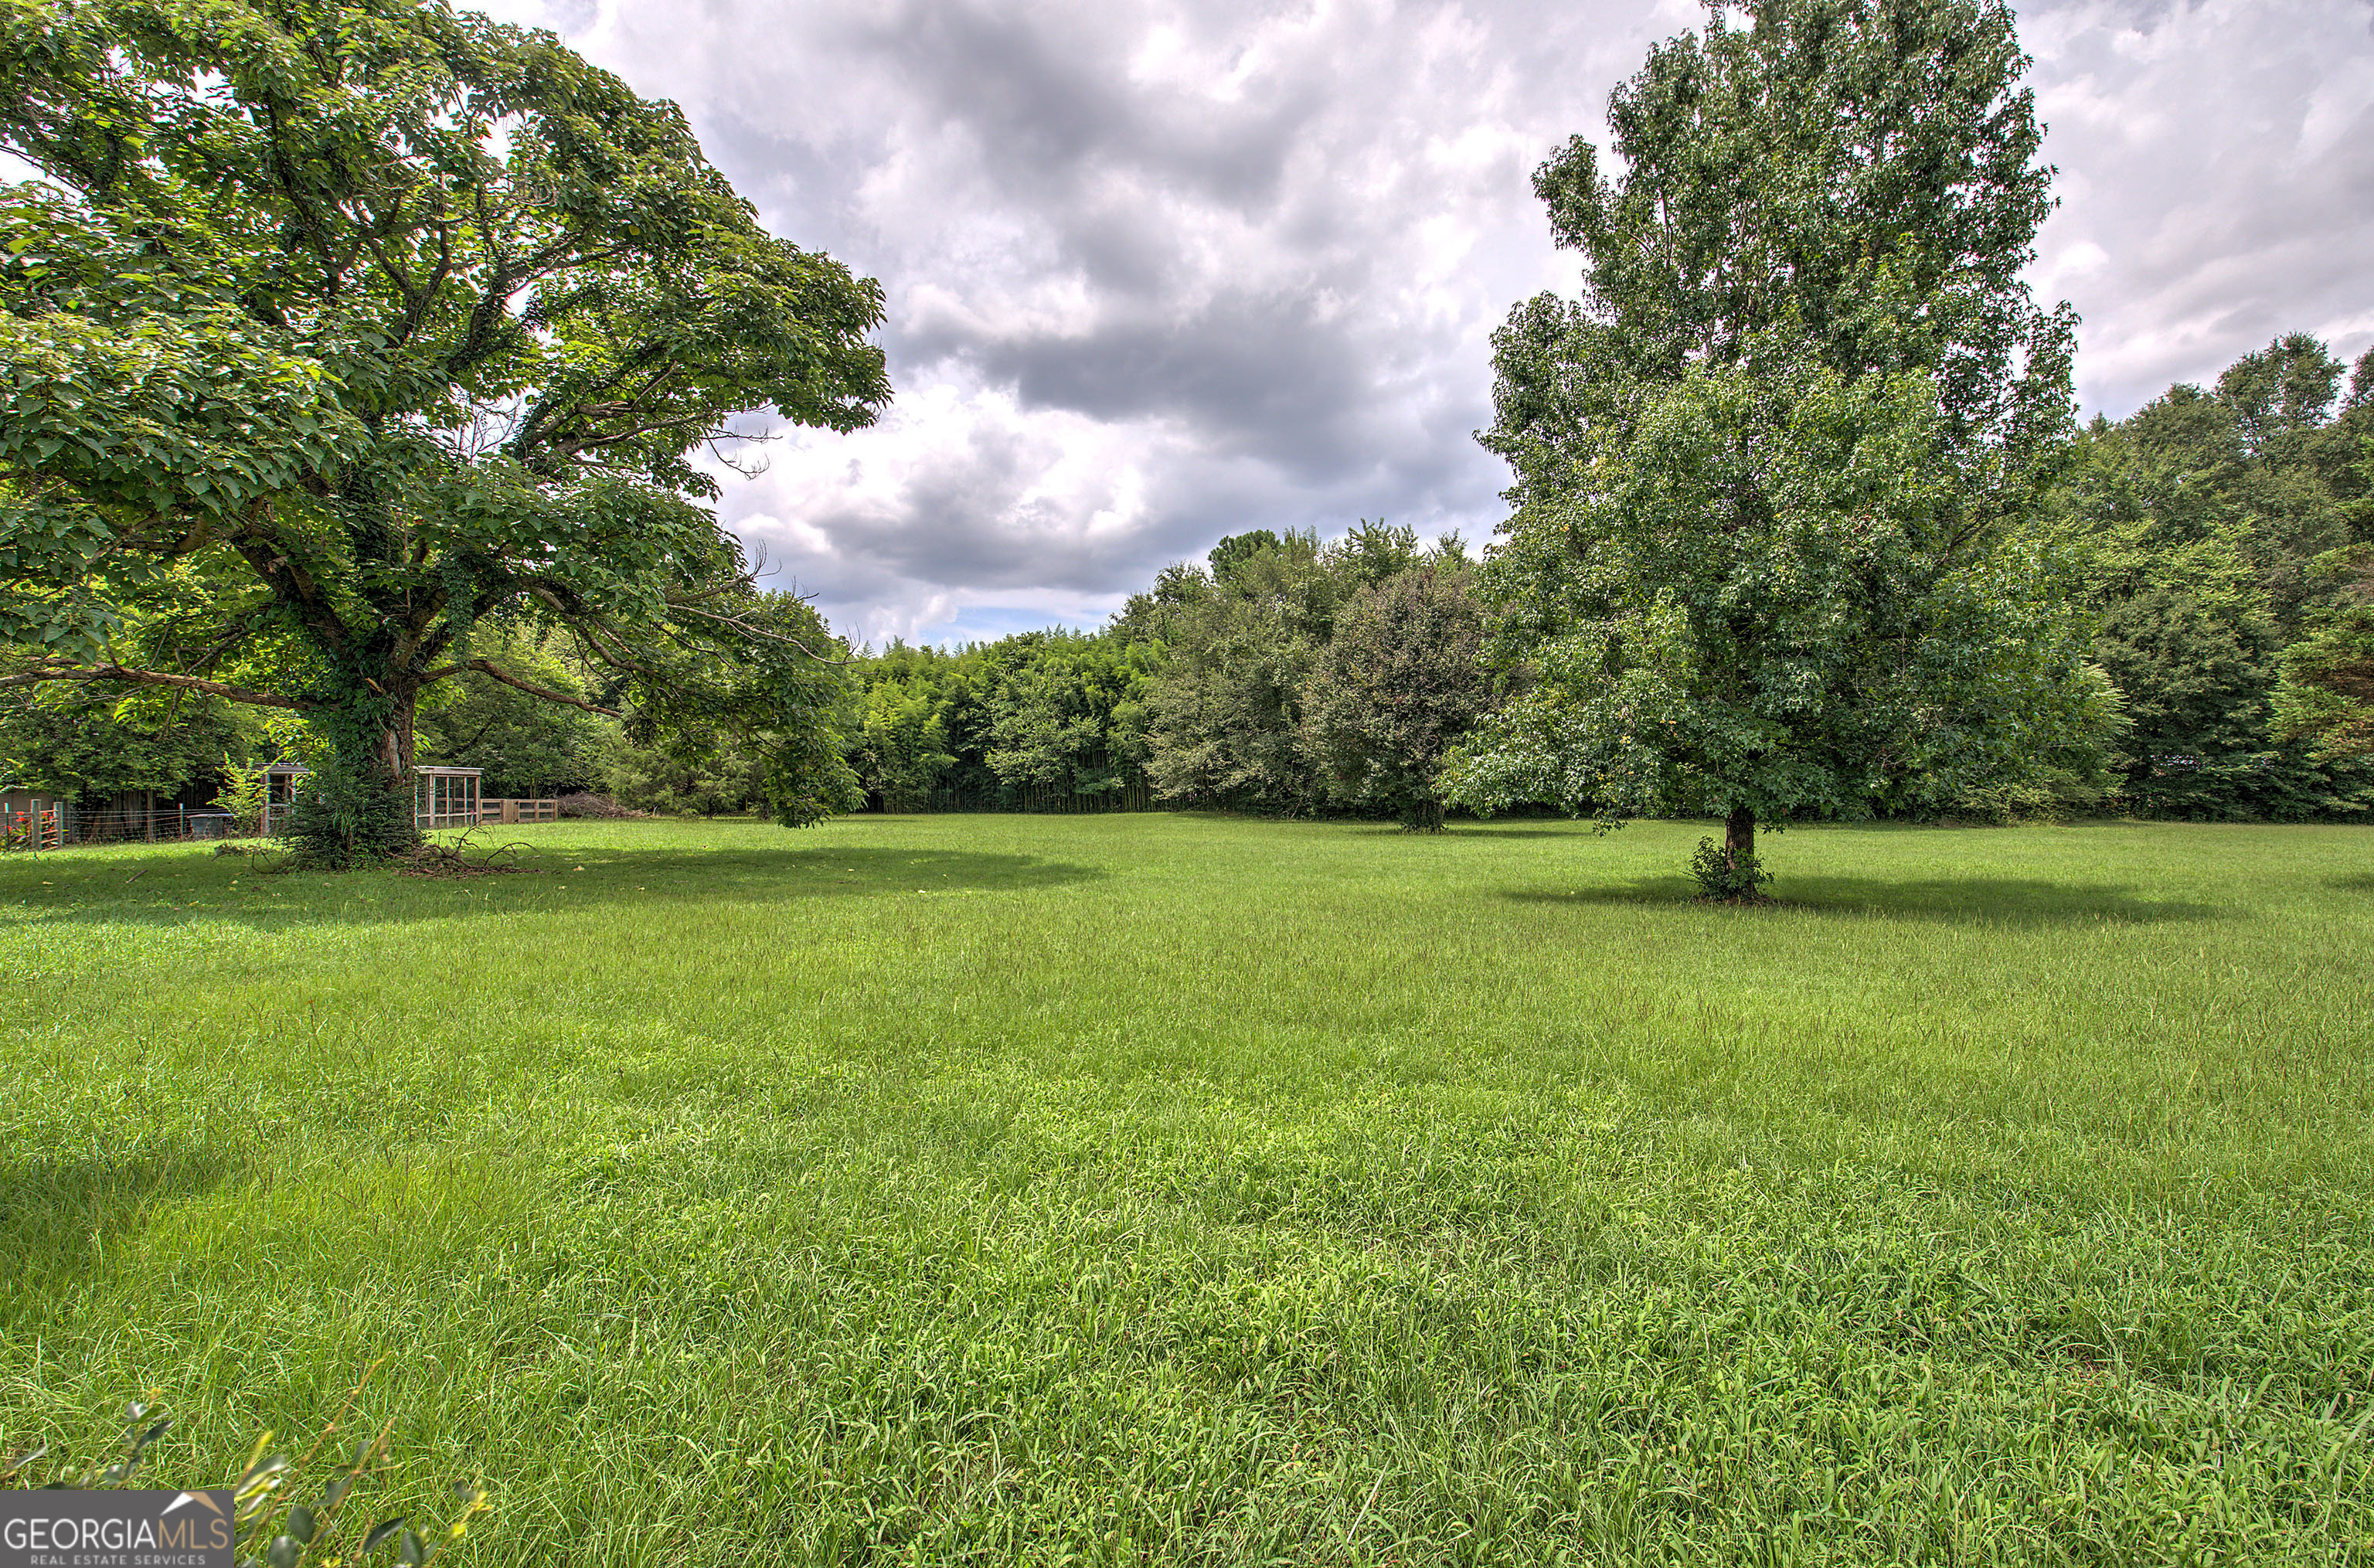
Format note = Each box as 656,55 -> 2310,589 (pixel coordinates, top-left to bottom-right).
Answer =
1726,805 -> 1755,866
371,692 -> 417,784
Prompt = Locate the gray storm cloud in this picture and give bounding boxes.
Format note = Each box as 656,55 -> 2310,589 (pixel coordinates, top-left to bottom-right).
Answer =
481,0 -> 2374,645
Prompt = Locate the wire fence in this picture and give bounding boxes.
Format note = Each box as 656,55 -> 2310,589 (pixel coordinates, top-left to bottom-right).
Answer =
12,806 -> 250,846
4,808 -> 66,851
5,798 -> 558,849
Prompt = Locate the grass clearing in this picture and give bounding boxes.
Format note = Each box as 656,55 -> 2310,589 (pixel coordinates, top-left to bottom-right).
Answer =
3,814 -> 2372,1563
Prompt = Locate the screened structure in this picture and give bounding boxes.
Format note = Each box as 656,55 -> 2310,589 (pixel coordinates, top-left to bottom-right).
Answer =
413,766 -> 482,831
260,761 -> 309,836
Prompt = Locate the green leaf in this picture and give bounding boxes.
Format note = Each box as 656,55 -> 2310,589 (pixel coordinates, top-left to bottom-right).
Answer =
235,1451 -> 288,1489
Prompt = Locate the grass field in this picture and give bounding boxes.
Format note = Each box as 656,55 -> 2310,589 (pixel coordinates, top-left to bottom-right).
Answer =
3,813 -> 2371,1564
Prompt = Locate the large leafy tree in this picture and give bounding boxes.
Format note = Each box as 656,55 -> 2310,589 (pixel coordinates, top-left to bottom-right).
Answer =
1301,557 -> 1488,831
1445,0 -> 2109,886
1136,532 -> 1339,815
1137,523 -> 1426,815
0,0 -> 885,852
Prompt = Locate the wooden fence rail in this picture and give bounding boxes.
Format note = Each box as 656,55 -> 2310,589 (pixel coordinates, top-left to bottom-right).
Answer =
477,798 -> 559,825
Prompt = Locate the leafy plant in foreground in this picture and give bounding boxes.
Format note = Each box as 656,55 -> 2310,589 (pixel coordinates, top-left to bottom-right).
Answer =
3,1370 -> 491,1568
213,756 -> 271,838
1689,835 -> 1774,903
283,754 -> 417,869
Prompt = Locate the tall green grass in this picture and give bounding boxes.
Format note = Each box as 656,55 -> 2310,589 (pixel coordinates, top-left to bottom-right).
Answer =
3,815 -> 2370,1563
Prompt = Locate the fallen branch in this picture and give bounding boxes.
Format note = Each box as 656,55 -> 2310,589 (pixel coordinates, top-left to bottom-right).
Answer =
397,823 -> 540,877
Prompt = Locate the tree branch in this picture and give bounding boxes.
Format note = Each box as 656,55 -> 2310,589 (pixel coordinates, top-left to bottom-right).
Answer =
446,658 -> 624,717
668,601 -> 850,665
0,660 -> 316,710
227,514 -> 355,659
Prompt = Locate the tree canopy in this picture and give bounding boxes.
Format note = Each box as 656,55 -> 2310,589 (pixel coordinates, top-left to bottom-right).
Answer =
1444,0 -> 2110,887
1124,522 -> 1476,818
0,0 -> 886,855
1301,560 -> 1489,830
2049,338 -> 2374,817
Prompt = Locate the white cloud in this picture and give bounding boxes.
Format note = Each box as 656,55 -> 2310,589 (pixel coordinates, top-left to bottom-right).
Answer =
2025,0 -> 2374,413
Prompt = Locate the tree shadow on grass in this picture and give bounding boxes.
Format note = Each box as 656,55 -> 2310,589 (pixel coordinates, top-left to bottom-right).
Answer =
2330,873 -> 2374,896
1503,874 -> 2224,927
1444,825 -> 1603,839
0,845 -> 1104,933
0,1147 -> 237,1278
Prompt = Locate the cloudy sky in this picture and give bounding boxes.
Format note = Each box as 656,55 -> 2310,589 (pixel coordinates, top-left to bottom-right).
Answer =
484,0 -> 2374,647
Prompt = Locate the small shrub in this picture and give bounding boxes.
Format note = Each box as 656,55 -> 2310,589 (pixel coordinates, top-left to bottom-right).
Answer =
554,791 -> 643,820
1689,836 -> 1773,903
284,757 -> 417,868
212,755 -> 269,836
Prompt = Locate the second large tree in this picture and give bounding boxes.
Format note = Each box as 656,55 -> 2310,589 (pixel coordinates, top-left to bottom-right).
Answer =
1444,0 -> 2114,886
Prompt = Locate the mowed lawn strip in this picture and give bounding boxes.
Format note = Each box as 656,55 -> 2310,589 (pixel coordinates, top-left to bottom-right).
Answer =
3,815 -> 2370,1564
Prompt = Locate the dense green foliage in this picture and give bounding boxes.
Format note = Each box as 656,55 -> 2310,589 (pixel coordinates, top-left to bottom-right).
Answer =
280,750 -> 416,868
2275,546 -> 2374,760
1446,0 -> 2107,883
0,0 -> 883,845
1299,560 -> 1488,829
2053,338 -> 2374,816
840,522 -> 1485,825
413,636 -> 607,800
0,687 -> 248,803
843,629 -> 1160,811
600,725 -> 770,817
5,815 -> 2372,1561
1123,522 -> 1483,820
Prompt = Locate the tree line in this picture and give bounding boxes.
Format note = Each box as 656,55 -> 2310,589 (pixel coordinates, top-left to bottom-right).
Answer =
850,325 -> 2373,835
2055,335 -> 2374,818
840,522 -> 1487,827
7,325 -> 2369,835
